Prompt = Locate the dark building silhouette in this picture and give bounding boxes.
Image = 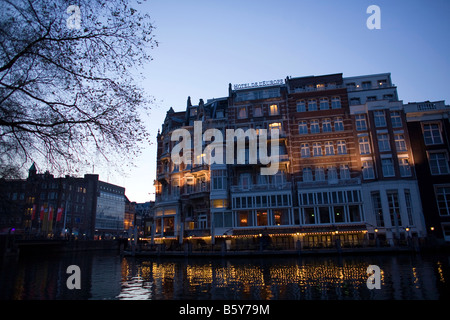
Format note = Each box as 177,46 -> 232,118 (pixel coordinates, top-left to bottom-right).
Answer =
0,164 -> 125,239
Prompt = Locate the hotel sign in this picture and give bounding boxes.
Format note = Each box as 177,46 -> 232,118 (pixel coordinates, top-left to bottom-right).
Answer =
233,79 -> 284,90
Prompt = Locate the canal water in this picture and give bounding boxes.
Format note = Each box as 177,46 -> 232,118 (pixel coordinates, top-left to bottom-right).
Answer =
1,252 -> 450,300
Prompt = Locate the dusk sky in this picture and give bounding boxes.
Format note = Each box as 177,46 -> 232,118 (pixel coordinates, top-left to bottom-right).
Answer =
107,0 -> 450,203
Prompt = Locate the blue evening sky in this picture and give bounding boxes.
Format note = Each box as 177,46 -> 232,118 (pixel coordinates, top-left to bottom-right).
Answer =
109,0 -> 450,202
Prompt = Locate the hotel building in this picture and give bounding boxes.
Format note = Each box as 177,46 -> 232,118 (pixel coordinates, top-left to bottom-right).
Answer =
153,73 -> 432,249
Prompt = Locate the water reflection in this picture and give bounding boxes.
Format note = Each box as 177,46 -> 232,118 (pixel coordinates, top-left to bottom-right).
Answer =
1,252 -> 450,300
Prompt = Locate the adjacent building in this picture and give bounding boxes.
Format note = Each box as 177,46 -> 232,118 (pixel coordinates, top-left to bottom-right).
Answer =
404,100 -> 450,242
0,164 -> 126,239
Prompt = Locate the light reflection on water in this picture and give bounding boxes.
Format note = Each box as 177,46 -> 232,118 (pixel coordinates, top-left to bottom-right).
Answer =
1,252 -> 450,300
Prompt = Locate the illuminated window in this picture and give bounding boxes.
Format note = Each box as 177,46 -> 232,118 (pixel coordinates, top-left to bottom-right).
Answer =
394,134 -> 407,152
269,122 -> 282,132
212,199 -> 228,208
269,104 -> 279,115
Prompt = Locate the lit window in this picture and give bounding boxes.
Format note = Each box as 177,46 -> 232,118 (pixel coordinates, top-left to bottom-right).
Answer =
316,83 -> 325,90
269,104 -> 279,115
394,134 -> 407,152
423,123 -> 443,145
269,122 -> 282,133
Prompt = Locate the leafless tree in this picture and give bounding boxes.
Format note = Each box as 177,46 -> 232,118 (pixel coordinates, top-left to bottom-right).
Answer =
0,0 -> 157,177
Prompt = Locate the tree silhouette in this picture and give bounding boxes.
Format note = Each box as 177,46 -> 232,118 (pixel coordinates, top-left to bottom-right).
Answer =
0,0 -> 157,177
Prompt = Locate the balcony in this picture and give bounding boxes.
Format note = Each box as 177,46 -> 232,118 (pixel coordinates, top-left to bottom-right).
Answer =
231,182 -> 292,193
346,83 -> 396,92
292,84 -> 345,93
298,177 -> 361,189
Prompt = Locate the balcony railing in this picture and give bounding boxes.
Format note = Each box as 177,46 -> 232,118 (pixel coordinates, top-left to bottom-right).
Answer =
298,177 -> 361,189
231,182 -> 292,193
